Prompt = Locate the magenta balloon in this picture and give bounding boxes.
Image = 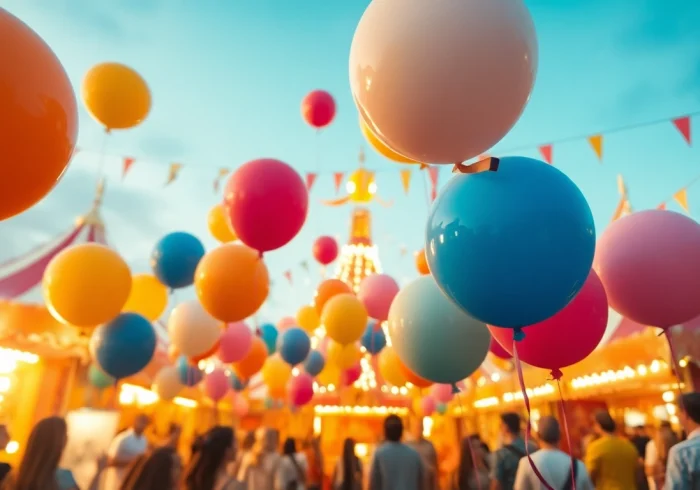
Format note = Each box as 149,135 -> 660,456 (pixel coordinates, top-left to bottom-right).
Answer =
488,270 -> 608,374
218,322 -> 253,363
342,363 -> 362,386
358,274 -> 400,321
595,210 -> 700,329
313,236 -> 339,265
421,396 -> 436,416
288,373 -> 314,406
224,159 -> 309,253
233,395 -> 249,417
489,338 -> 512,360
204,369 -> 229,402
431,384 -> 454,404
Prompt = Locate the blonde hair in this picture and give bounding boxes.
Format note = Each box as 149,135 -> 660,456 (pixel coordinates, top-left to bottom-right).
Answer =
251,428 -> 276,466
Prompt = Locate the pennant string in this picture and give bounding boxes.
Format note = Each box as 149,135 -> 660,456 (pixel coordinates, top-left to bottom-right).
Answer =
556,378 -> 577,490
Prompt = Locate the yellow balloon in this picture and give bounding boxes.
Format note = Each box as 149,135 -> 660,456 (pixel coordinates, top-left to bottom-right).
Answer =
378,347 -> 408,387
317,363 -> 340,386
43,244 -> 132,328
207,204 -> 237,243
327,342 -> 362,370
360,117 -> 420,164
321,293 -> 367,345
261,354 -> 292,394
122,274 -> 168,321
296,305 -> 320,333
82,62 -> 151,131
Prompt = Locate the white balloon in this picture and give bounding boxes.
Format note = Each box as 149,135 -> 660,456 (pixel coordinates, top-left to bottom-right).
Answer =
167,300 -> 221,357
152,366 -> 183,401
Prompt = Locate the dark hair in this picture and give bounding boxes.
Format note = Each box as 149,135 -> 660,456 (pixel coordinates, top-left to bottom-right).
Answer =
341,438 -> 358,490
537,416 -> 561,445
680,392 -> 700,425
183,426 -> 235,490
11,416 -> 67,490
384,415 -> 403,442
500,412 -> 521,435
241,431 -> 256,451
120,447 -> 178,490
593,410 -> 616,434
468,433 -> 490,454
457,437 -> 476,490
283,437 -> 296,455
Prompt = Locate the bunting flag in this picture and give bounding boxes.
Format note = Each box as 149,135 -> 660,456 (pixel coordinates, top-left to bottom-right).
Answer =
283,270 -> 292,285
213,168 -> 229,193
657,203 -> 667,210
400,169 -> 412,195
674,189 -> 689,213
588,135 -> 603,161
306,173 -> 318,192
165,163 -> 183,186
672,116 -> 692,145
428,166 -> 440,201
538,145 -> 553,165
333,172 -> 345,194
122,157 -> 135,180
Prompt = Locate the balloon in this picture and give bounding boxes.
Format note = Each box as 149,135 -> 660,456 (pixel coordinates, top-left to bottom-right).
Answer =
167,300 -> 221,358
327,342 -> 362,370
218,322 -> 253,363
301,90 -> 336,129
0,9 -> 78,221
489,339 -> 512,360
234,336 -> 268,380
277,316 -> 297,331
489,269 -> 609,376
233,396 -> 250,417
431,384 -> 454,404
151,232 -> 205,289
122,274 -> 168,321
415,249 -> 430,276
342,363 -> 362,386
595,210 -> 700,329
88,364 -> 115,389
189,341 -> 220,363
296,306 -> 320,333
176,356 -> 204,387
322,294 -> 368,345
82,62 -> 151,130
378,347 -> 408,387
361,322 -> 387,355
388,276 -> 491,384
399,363 -> 433,389
360,118 -> 417,164
259,324 -> 279,355
426,157 -> 595,331
224,159 -> 308,253
229,373 -> 248,392
43,244 -> 132,328
207,204 -> 237,243
317,364 -> 340,386
152,366 -> 183,401
358,274 -> 400,322
436,403 -> 448,416
195,243 -> 269,322
204,369 -> 229,402
349,0 -> 537,164
262,354 -> 293,394
421,396 -> 436,417
303,350 -> 325,377
278,328 -> 311,366
314,279 -> 353,314
312,236 -> 339,265
288,373 -> 315,406
90,313 -> 156,379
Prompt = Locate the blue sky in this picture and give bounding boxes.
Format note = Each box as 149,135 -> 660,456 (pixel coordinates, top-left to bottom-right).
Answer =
1,0 -> 700,323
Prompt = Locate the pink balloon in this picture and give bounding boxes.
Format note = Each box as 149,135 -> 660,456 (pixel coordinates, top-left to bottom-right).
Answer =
421,396 -> 436,416
288,373 -> 314,406
224,159 -> 309,253
595,210 -> 700,329
358,274 -> 400,321
302,90 -> 336,129
203,369 -> 229,402
489,270 -> 608,376
277,316 -> 296,331
489,339 -> 512,360
233,395 -> 249,417
341,363 -> 362,386
431,384 -> 454,404
313,236 -> 339,265
218,322 -> 253,363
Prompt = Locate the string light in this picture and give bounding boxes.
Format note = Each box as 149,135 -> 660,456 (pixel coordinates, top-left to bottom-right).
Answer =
570,361 -> 668,390
314,404 -> 408,416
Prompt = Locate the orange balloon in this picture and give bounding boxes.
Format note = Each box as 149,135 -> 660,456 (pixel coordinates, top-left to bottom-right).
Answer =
195,243 -> 269,322
189,340 -> 221,364
415,249 -> 430,275
314,279 -> 352,314
399,362 -> 433,389
234,337 -> 268,380
0,9 -> 78,220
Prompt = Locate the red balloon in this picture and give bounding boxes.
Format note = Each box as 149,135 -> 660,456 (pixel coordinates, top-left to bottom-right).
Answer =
489,338 -> 511,360
488,270 -> 608,377
313,236 -> 339,265
224,159 -> 309,253
302,90 -> 336,129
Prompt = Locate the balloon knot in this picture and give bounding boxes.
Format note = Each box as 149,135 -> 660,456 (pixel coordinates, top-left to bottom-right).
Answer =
549,368 -> 563,381
452,157 -> 500,175
258,250 -> 264,259
513,328 -> 525,342
451,383 -> 460,394
255,328 -> 261,336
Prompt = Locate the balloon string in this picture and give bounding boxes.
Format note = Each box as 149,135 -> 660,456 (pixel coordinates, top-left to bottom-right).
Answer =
662,329 -> 686,406
455,392 -> 482,490
95,128 -> 110,185
556,379 -> 577,490
513,343 -> 555,490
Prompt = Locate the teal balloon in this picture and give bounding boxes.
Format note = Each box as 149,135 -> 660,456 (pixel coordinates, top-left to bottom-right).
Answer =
387,276 -> 491,384
88,364 -> 115,389
259,323 -> 278,354
436,403 -> 447,415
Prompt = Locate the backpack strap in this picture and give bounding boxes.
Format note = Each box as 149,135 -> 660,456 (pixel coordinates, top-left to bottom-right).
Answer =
561,460 -> 578,490
504,444 -> 526,458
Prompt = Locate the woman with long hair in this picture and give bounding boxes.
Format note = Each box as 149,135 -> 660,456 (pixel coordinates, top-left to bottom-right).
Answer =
120,446 -> 181,490
644,422 -> 680,490
331,438 -> 361,490
452,437 -> 489,490
182,426 -> 237,490
237,428 -> 280,490
274,438 -> 307,490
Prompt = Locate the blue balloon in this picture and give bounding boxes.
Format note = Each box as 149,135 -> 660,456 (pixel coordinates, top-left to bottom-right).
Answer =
91,313 -> 157,379
229,373 -> 248,392
426,156 -> 595,333
176,356 -> 204,387
151,232 -> 205,289
278,327 -> 311,366
361,321 -> 386,355
303,350 -> 325,376
259,323 -> 278,354
88,364 -> 115,389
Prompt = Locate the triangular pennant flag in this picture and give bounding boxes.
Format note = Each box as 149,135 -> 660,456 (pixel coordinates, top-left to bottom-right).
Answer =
122,157 -> 135,180
400,169 -> 412,195
333,172 -> 345,194
538,145 -> 553,165
306,173 -> 318,192
657,202 -> 667,210
674,189 -> 689,213
672,116 -> 691,145
213,168 -> 229,193
165,163 -> 183,186
427,166 -> 440,201
588,135 -> 603,161
283,270 -> 292,285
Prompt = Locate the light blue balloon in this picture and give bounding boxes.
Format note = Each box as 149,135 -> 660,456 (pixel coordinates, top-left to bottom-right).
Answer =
91,313 -> 157,379
88,364 -> 115,389
426,156 -> 595,334
259,323 -> 278,354
303,350 -> 325,376
229,373 -> 247,392
176,356 -> 204,387
387,276 -> 491,385
361,321 -> 386,355
151,232 -> 205,289
278,327 -> 311,366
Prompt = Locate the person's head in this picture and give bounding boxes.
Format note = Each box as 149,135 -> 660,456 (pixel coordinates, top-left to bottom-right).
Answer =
342,438 -> 357,485
592,410 -> 616,436
282,438 -> 296,456
241,431 -> 256,452
342,438 -> 356,458
384,415 -> 403,442
499,412 -> 521,439
133,414 -> 150,435
0,424 -> 10,451
120,447 -> 181,490
14,417 -> 67,490
183,426 -> 235,490
678,392 -> 700,432
632,425 -> 647,437
536,416 -> 561,448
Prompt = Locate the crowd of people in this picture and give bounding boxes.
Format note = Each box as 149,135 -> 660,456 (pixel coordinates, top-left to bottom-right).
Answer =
0,392 -> 697,490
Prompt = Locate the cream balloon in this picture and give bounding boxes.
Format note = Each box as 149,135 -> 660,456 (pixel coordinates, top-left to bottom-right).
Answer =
167,300 -> 221,357
152,366 -> 183,401
349,0 -> 537,164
